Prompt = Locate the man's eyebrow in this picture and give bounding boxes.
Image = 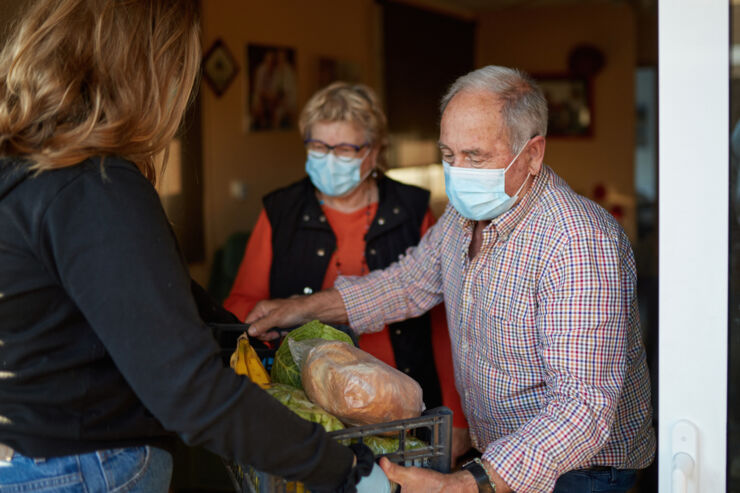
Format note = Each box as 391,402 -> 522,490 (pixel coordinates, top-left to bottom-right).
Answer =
461,148 -> 487,156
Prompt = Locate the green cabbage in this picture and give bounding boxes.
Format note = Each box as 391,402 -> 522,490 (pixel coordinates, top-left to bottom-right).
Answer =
265,383 -> 345,432
270,320 -> 353,389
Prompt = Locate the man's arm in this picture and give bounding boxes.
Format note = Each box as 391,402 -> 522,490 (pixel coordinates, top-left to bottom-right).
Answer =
247,208 -> 451,338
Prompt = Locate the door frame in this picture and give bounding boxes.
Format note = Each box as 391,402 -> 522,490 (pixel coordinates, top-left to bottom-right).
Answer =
658,0 -> 729,491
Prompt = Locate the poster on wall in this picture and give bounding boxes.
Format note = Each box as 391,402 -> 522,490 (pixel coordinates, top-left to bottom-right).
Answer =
245,43 -> 297,132
535,75 -> 593,137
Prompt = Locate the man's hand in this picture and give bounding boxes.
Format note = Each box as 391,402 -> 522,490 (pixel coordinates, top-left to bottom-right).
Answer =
245,289 -> 348,340
245,298 -> 308,340
379,457 -> 476,493
451,427 -> 473,468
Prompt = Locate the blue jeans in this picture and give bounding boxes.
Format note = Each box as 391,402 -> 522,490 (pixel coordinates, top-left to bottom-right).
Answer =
0,445 -> 172,492
552,467 -> 637,493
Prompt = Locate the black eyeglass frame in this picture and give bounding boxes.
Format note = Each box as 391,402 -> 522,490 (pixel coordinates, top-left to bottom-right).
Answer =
303,139 -> 370,155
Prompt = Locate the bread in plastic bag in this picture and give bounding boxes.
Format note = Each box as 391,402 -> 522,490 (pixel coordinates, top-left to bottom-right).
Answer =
271,320 -> 353,389
291,339 -> 425,427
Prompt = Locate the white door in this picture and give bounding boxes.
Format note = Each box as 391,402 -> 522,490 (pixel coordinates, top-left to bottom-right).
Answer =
658,0 -> 730,491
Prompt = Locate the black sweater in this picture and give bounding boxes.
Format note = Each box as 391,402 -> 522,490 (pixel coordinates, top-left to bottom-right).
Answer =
0,157 -> 353,490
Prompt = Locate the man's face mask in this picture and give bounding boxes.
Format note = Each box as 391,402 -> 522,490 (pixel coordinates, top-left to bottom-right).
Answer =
443,141 -> 531,221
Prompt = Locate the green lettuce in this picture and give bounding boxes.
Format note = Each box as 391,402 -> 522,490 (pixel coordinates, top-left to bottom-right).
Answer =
270,320 -> 353,389
265,383 -> 345,432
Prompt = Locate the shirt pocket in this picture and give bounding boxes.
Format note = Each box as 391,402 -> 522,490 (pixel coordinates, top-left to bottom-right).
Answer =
482,291 -> 539,375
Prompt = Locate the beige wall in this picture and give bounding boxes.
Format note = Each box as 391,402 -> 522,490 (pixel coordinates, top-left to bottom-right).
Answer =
198,0 -> 381,282
196,1 -> 640,283
477,3 -> 638,239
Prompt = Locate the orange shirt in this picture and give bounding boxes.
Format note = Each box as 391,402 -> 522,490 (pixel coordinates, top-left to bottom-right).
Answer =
224,204 -> 468,428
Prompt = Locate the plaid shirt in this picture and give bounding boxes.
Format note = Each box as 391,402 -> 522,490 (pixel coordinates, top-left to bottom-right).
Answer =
336,165 -> 656,493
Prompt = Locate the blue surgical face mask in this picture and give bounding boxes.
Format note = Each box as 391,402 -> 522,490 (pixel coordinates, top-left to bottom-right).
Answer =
305,151 -> 368,197
443,142 -> 531,221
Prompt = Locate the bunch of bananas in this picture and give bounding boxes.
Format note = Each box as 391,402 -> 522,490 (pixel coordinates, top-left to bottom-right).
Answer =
230,333 -> 271,389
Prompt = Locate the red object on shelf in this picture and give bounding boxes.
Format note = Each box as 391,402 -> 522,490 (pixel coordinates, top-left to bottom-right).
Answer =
593,183 -> 607,202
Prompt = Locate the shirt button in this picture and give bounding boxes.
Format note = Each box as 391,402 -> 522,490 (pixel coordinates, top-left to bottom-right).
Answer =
395,329 -> 402,335
377,217 -> 385,226
319,215 -> 327,223
303,287 -> 313,295
316,248 -> 326,257
369,248 -> 377,255
461,341 -> 469,351
302,214 -> 310,222
393,207 -> 400,215
403,368 -> 411,374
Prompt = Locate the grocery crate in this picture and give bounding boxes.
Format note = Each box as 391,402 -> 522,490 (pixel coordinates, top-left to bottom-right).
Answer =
224,406 -> 452,493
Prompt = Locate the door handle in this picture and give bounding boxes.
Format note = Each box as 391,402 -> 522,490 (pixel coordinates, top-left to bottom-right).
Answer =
671,420 -> 698,493
671,452 -> 694,493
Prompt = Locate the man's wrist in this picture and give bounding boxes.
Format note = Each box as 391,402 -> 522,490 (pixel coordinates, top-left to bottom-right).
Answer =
461,458 -> 496,492
305,288 -> 348,324
450,470 -> 479,493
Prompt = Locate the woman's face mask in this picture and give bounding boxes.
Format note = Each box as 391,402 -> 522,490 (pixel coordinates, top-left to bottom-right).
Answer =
305,150 -> 370,197
443,141 -> 531,221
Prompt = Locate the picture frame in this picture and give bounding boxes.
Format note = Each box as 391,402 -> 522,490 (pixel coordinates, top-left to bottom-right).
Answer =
202,39 -> 238,97
535,75 -> 593,137
245,43 -> 298,132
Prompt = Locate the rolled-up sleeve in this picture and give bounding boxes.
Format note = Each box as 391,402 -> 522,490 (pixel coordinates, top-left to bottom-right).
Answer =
482,232 -> 628,493
335,215 -> 447,335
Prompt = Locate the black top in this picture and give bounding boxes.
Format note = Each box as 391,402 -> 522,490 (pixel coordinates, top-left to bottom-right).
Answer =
0,157 -> 353,491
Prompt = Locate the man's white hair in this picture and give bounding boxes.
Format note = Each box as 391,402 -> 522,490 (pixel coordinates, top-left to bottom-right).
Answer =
440,66 -> 548,154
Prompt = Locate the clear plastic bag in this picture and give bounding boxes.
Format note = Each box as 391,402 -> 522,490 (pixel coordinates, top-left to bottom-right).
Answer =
289,338 -> 425,427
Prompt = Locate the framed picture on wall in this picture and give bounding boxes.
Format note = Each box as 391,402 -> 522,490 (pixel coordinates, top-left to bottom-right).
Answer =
202,39 -> 238,97
245,43 -> 297,132
535,75 -> 593,137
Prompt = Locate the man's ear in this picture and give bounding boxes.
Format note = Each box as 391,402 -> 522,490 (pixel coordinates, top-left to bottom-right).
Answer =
526,136 -> 546,175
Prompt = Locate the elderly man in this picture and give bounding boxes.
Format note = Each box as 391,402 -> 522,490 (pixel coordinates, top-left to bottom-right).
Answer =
247,65 -> 656,493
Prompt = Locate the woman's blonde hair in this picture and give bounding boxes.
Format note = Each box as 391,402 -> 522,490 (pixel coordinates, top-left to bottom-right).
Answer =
0,0 -> 201,183
299,82 -> 389,170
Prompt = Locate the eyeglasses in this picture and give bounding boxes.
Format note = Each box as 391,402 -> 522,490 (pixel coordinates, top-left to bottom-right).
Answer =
304,139 -> 369,162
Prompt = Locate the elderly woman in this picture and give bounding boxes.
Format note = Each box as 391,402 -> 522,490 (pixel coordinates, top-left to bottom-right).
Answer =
224,82 -> 470,461
0,1 -> 388,492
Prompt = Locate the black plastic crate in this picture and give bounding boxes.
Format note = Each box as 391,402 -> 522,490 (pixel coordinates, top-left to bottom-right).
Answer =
224,406 -> 452,493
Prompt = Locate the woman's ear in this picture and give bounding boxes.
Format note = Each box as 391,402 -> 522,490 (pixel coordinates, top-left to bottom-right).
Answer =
527,135 -> 546,175
365,145 -> 380,170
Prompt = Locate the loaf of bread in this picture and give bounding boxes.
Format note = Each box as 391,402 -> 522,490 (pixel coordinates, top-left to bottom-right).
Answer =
301,340 -> 424,426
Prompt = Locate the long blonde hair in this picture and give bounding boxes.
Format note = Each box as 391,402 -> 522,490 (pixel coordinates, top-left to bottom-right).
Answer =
0,0 -> 201,183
